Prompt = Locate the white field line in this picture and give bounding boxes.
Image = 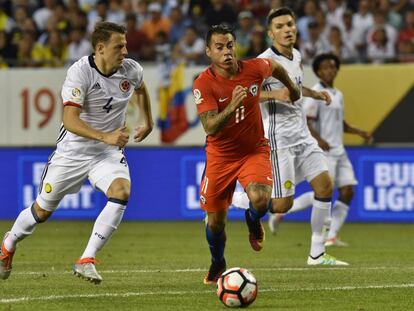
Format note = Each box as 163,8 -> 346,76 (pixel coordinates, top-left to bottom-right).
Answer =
12,266 -> 414,275
1,284 -> 414,304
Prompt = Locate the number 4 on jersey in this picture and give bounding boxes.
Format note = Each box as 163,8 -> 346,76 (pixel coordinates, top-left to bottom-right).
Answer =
103,97 -> 113,113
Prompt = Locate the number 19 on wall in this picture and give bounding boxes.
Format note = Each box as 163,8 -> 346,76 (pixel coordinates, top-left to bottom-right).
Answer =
21,88 -> 57,129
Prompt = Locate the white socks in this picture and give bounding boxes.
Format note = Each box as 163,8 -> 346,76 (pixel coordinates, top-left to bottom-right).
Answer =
310,198 -> 331,258
4,206 -> 39,252
327,201 -> 349,240
81,200 -> 126,259
286,191 -> 314,214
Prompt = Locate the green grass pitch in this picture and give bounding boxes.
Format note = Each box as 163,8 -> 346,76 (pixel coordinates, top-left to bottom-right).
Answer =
1,220 -> 414,310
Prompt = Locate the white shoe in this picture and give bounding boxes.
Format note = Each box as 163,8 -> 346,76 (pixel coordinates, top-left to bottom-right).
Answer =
268,213 -> 284,234
325,237 -> 349,247
73,257 -> 102,284
307,253 -> 349,266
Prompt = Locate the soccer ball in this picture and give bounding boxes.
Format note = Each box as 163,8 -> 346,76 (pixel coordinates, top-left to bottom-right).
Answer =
217,267 -> 258,307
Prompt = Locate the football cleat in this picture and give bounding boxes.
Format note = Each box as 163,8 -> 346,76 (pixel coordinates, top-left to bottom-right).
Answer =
307,253 -> 349,266
73,257 -> 102,284
0,232 -> 15,280
268,213 -> 284,235
203,260 -> 226,285
325,237 -> 349,247
245,210 -> 265,251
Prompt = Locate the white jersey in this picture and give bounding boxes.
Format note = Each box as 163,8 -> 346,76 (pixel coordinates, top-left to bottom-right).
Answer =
303,82 -> 345,156
58,55 -> 143,160
258,47 -> 314,150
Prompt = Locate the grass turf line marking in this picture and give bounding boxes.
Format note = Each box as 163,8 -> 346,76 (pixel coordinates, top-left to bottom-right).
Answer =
12,266 -> 414,276
2,284 -> 414,304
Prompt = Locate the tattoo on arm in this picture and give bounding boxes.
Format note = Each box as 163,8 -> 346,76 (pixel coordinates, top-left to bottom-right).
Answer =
199,108 -> 235,135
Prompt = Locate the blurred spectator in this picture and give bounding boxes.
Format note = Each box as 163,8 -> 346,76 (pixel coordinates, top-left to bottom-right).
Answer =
327,25 -> 357,63
235,10 -> 254,58
33,29 -> 68,67
33,0 -> 57,31
158,0 -> 180,18
125,13 -> 152,61
107,0 -> 125,25
0,7 -> 14,33
269,0 -> 284,11
297,0 -> 318,43
340,9 -> 363,61
238,0 -> 270,23
399,9 -> 414,43
154,31 -> 171,63
367,26 -> 396,63
140,2 -> 172,42
77,0 -> 99,13
87,0 -> 108,33
169,6 -> 191,45
0,30 -> 17,67
134,0 -> 149,29
175,25 -> 205,65
366,10 -> 398,46
245,25 -> 267,58
204,0 -> 237,27
378,0 -> 403,30
314,10 -> 330,42
397,39 -> 414,62
300,21 -> 330,64
352,0 -> 374,48
67,27 -> 92,65
9,5 -> 29,45
16,32 -> 39,67
325,0 -> 346,28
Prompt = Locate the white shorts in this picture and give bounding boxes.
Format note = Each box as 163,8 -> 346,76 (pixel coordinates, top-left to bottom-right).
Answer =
36,150 -> 130,211
271,141 -> 328,198
327,151 -> 357,188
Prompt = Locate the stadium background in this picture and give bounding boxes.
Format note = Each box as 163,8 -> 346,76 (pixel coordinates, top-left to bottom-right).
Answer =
0,0 -> 413,223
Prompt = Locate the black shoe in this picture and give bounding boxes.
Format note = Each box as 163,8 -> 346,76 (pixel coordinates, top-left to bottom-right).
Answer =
203,259 -> 226,285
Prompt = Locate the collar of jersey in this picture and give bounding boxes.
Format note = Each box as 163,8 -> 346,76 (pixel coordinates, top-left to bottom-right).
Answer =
88,54 -> 117,78
271,45 -> 293,61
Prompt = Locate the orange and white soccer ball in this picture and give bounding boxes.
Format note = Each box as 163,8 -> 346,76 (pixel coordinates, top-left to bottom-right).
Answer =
217,267 -> 258,307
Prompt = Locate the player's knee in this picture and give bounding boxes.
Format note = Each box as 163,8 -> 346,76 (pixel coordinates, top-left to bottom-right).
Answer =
249,195 -> 270,213
208,219 -> 225,233
271,197 -> 293,213
313,177 -> 333,198
107,179 -> 131,201
339,186 -> 354,204
33,202 -> 53,222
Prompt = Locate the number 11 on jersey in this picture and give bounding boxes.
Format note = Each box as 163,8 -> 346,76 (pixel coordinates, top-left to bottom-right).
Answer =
235,105 -> 245,123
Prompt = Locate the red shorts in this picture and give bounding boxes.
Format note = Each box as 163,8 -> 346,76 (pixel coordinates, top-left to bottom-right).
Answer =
199,145 -> 272,212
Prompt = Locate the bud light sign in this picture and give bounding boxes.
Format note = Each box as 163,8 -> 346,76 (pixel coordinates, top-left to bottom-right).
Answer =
358,156 -> 414,220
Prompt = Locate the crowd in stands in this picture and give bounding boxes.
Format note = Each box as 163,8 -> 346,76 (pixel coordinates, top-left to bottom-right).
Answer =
0,0 -> 414,68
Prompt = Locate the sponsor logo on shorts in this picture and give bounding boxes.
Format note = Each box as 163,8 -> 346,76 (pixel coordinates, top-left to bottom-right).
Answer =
200,195 -> 206,204
284,180 -> 293,190
45,183 -> 52,193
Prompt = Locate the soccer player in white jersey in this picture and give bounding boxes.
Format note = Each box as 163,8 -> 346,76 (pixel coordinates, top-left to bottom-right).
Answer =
270,53 -> 372,247
232,7 -> 348,265
0,22 -> 153,283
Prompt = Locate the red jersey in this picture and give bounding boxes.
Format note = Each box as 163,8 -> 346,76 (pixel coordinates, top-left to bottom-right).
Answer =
193,58 -> 273,158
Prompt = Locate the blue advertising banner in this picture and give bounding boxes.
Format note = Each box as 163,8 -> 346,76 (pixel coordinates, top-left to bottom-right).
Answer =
0,147 -> 413,222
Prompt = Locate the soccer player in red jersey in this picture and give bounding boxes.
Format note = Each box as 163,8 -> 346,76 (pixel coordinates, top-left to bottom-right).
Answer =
193,24 -> 300,284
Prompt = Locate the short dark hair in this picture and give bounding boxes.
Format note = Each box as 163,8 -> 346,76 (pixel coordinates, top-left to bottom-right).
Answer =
267,7 -> 296,27
312,53 -> 341,75
91,22 -> 126,49
205,23 -> 236,46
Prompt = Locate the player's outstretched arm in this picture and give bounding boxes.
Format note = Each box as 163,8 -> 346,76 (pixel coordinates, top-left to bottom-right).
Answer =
199,85 -> 247,135
302,87 -> 331,105
343,120 -> 373,144
133,82 -> 154,142
306,118 -> 330,151
269,59 -> 300,102
259,88 -> 291,102
62,105 -> 129,147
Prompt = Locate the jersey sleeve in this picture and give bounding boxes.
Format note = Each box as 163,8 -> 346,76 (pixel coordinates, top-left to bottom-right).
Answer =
254,58 -> 273,80
193,75 -> 217,115
61,64 -> 88,108
130,59 -> 144,90
303,97 -> 319,120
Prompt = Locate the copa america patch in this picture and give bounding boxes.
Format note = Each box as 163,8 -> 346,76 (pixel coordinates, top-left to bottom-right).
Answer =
193,89 -> 204,105
249,83 -> 258,97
